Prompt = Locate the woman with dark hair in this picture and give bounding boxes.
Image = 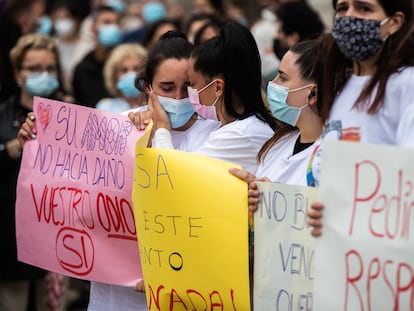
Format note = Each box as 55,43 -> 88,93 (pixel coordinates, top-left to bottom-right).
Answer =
305,0 -> 414,235
230,38 -> 324,190
18,30 -> 219,311
136,22 -> 277,174
134,30 -> 220,151
89,30 -> 218,311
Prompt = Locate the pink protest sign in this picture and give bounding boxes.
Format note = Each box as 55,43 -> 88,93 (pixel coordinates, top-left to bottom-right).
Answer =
16,97 -> 145,286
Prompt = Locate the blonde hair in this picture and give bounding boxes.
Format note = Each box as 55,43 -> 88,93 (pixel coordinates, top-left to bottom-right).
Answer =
104,43 -> 147,96
10,34 -> 60,71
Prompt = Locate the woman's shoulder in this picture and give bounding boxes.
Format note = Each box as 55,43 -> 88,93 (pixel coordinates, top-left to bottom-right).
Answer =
390,66 -> 414,82
225,115 -> 273,132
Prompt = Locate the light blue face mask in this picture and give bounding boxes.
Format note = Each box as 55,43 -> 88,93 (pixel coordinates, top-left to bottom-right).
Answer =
158,96 -> 195,129
37,15 -> 52,35
267,81 -> 311,126
116,72 -> 140,98
25,72 -> 59,97
105,0 -> 126,14
98,24 -> 122,47
142,2 -> 166,23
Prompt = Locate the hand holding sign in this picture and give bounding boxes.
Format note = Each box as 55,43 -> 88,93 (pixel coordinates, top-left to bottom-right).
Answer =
16,97 -> 149,286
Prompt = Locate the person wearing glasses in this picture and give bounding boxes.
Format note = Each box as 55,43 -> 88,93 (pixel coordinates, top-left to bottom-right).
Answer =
0,33 -> 67,311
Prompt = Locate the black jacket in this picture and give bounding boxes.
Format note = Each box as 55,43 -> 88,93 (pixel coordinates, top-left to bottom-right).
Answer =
0,95 -> 45,280
72,51 -> 110,108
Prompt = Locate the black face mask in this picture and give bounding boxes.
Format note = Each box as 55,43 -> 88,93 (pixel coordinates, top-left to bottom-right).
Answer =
273,38 -> 288,60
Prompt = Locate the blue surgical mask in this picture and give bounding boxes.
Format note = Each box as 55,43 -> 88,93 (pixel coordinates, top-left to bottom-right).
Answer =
98,24 -> 122,47
142,2 -> 166,23
116,72 -> 140,98
25,72 -> 59,97
158,96 -> 195,129
267,81 -> 311,126
105,0 -> 126,14
37,15 -> 52,35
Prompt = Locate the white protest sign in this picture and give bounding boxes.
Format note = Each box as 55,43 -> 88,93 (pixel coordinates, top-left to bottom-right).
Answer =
315,141 -> 414,310
254,182 -> 317,310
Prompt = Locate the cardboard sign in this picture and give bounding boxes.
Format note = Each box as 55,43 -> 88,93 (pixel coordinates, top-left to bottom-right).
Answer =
315,141 -> 414,310
16,97 -> 147,286
132,147 -> 250,310
254,182 -> 317,310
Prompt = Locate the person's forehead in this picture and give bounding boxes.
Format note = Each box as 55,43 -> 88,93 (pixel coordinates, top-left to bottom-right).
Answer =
23,49 -> 56,63
155,59 -> 189,81
96,10 -> 119,23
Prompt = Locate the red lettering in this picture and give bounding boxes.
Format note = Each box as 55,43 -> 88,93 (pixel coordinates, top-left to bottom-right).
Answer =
396,263 -> 414,310
350,161 -> 381,236
169,288 -> 187,310
345,250 -> 364,311
187,289 -> 207,310
344,249 -> 414,310
145,285 -> 240,310
367,258 -> 380,310
56,227 -> 94,276
230,289 -> 238,311
209,291 -> 223,310
148,284 -> 164,310
30,184 -> 93,229
96,192 -> 137,240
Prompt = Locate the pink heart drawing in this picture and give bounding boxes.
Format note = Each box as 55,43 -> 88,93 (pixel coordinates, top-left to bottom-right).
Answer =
37,103 -> 52,130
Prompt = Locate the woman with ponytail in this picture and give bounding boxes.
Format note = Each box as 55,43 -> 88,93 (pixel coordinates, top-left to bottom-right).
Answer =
133,22 -> 278,174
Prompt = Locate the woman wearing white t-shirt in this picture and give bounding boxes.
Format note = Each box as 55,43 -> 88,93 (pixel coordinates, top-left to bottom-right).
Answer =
88,31 -> 220,311
229,38 -> 324,212
18,31 -> 219,311
135,22 -> 278,174
305,0 -> 414,236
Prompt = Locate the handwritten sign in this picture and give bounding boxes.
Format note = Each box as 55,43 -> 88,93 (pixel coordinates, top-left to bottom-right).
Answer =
132,147 -> 250,310
315,141 -> 414,310
16,97 -> 147,286
254,182 -> 317,310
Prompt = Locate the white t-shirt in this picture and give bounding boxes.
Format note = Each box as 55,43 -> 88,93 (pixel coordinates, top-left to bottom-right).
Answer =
309,67 -> 414,186
175,118 -> 220,152
193,115 -> 274,174
88,104 -> 149,311
255,131 -> 317,186
152,118 -> 220,151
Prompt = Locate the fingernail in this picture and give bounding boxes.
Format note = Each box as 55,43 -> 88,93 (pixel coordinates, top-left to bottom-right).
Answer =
31,133 -> 36,139
29,115 -> 35,121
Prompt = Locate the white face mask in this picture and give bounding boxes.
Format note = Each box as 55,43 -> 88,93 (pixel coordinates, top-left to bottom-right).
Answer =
54,18 -> 75,38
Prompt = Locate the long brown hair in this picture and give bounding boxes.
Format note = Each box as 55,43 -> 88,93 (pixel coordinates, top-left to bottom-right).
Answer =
320,0 -> 414,122
258,38 -> 324,162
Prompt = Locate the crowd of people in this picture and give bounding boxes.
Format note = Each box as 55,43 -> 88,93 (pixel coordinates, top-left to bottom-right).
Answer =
1,0 -> 414,310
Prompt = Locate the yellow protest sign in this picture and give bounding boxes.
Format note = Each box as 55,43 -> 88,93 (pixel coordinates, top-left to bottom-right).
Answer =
132,147 -> 250,310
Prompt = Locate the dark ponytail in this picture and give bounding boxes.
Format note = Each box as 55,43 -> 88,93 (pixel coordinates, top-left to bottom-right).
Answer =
191,22 -> 277,130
